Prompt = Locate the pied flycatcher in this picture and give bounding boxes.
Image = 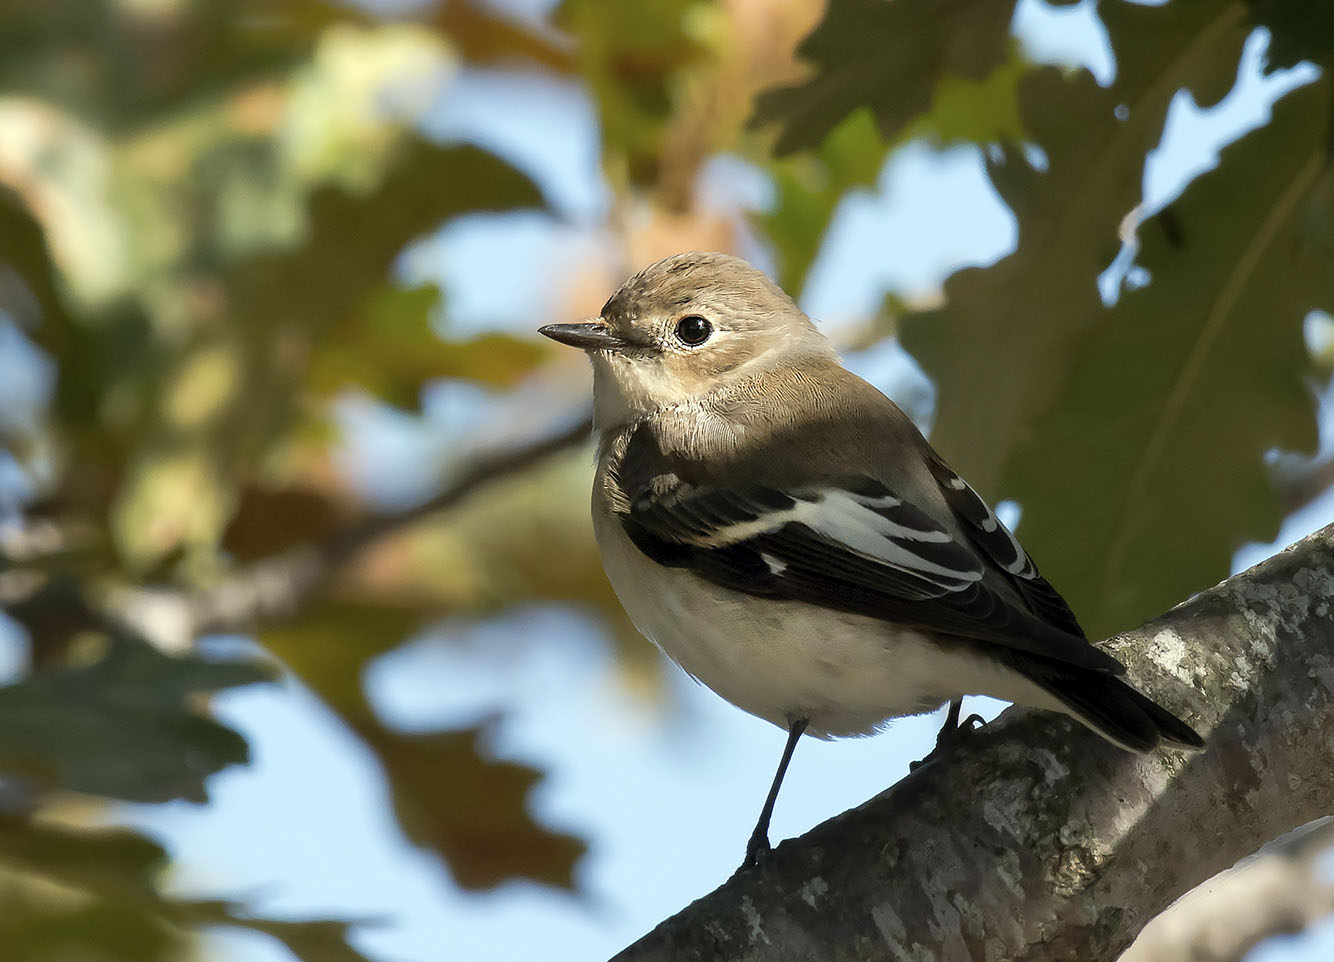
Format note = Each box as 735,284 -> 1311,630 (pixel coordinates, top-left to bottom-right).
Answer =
540,251 -> 1202,867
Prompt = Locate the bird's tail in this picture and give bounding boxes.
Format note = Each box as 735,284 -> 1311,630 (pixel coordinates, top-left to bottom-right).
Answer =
1010,653 -> 1204,753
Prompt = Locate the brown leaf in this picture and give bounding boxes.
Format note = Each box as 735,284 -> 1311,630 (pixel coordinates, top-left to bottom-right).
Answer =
222,485 -> 352,562
365,721 -> 585,891
259,601 -> 588,890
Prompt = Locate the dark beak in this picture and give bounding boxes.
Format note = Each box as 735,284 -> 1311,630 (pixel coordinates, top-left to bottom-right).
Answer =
539,321 -> 625,351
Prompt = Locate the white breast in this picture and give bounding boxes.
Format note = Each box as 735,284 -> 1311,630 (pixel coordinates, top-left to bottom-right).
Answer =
590,467 -> 1064,739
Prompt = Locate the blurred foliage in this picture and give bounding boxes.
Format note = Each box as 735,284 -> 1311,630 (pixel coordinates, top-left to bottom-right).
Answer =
0,631 -> 268,803
1009,79 -> 1332,632
0,0 -> 1331,958
0,0 -> 578,958
556,0 -> 713,190
1245,0 -> 1334,71
758,0 -> 1331,637
753,0 -> 1020,154
0,816 -> 376,962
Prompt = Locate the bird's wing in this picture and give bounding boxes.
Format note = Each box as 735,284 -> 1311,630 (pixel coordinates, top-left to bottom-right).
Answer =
922,452 -> 1088,640
613,430 -> 1122,675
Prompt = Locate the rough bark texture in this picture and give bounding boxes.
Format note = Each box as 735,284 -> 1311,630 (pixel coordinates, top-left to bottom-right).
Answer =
611,524 -> 1334,962
1121,817 -> 1334,962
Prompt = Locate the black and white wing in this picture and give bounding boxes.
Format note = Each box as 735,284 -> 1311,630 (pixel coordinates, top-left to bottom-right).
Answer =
923,453 -> 1088,640
613,438 -> 1121,675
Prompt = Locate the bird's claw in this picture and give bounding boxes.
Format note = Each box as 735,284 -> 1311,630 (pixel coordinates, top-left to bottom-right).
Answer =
909,712 -> 986,771
742,833 -> 772,869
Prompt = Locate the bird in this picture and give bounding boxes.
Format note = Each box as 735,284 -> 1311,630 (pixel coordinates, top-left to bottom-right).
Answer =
539,250 -> 1203,868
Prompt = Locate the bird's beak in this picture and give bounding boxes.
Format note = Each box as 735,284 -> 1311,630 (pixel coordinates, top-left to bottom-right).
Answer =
539,321 -> 625,351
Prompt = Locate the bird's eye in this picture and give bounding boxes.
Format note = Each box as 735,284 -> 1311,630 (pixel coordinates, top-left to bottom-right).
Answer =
674,315 -> 712,346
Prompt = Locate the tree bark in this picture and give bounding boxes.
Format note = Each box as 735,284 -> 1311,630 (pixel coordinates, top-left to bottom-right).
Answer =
611,523 -> 1334,962
1121,817 -> 1334,962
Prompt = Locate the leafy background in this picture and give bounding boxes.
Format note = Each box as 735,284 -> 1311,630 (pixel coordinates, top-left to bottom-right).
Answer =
0,0 -> 1332,960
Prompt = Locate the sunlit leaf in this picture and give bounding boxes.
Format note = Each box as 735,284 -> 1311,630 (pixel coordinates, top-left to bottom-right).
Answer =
420,0 -> 577,72
903,45 -> 1028,146
555,0 -> 713,186
226,140 -> 542,340
751,0 -> 1017,156
761,49 -> 1029,297
1007,80 -> 1330,636
0,901 -> 185,962
762,110 -> 890,296
111,449 -> 232,570
0,818 -> 187,962
0,817 -> 376,962
310,283 -> 549,408
0,0 -> 367,132
260,601 -> 421,718
176,905 -> 379,962
106,140 -> 543,567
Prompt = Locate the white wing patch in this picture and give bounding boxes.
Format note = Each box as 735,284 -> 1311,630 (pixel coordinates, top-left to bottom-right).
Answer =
700,489 -> 981,586
976,499 -> 1033,576
948,474 -> 1036,578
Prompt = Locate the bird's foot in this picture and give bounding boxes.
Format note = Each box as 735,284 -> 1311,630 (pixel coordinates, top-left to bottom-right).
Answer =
742,830 -> 772,870
909,712 -> 986,772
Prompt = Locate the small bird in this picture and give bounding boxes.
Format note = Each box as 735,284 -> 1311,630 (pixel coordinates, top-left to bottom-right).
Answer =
541,251 -> 1203,868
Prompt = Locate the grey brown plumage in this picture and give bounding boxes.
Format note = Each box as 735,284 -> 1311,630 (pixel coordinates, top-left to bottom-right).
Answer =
541,250 -> 1203,864
603,356 -> 1200,751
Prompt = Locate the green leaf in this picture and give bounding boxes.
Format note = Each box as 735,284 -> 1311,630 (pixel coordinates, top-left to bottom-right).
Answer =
0,817 -> 187,962
555,0 -> 713,186
0,817 -> 377,962
751,0 -> 1018,156
760,50 -> 1030,296
899,0 -> 1251,495
110,139 -> 544,566
0,186 -> 74,335
176,905 -> 379,962
226,140 -> 543,343
901,46 -> 1028,148
260,602 -> 421,721
0,902 -> 184,962
762,110 -> 891,297
1244,0 -> 1334,71
0,633 -> 272,803
0,0 -> 366,133
421,1 -> 578,73
1008,80 -> 1331,637
309,283 -> 549,408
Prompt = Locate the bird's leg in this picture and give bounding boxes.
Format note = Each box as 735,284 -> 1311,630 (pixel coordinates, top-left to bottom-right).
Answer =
743,716 -> 808,869
910,698 -> 986,771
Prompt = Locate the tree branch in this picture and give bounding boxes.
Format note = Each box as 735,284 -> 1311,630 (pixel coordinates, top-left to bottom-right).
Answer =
1121,817 -> 1334,962
611,523 -> 1334,962
190,414 -> 594,634
101,416 -> 594,649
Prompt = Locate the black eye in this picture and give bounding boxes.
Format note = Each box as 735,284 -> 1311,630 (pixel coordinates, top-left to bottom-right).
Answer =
674,315 -> 712,346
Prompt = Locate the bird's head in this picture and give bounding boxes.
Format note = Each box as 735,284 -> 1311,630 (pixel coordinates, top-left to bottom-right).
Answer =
540,251 -> 833,429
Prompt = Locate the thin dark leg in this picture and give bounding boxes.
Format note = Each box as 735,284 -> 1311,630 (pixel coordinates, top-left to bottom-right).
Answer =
910,698 -> 986,771
743,717 -> 808,868
943,696 -> 962,733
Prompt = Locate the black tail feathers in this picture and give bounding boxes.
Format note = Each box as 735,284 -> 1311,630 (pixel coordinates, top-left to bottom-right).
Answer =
1012,653 -> 1204,753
